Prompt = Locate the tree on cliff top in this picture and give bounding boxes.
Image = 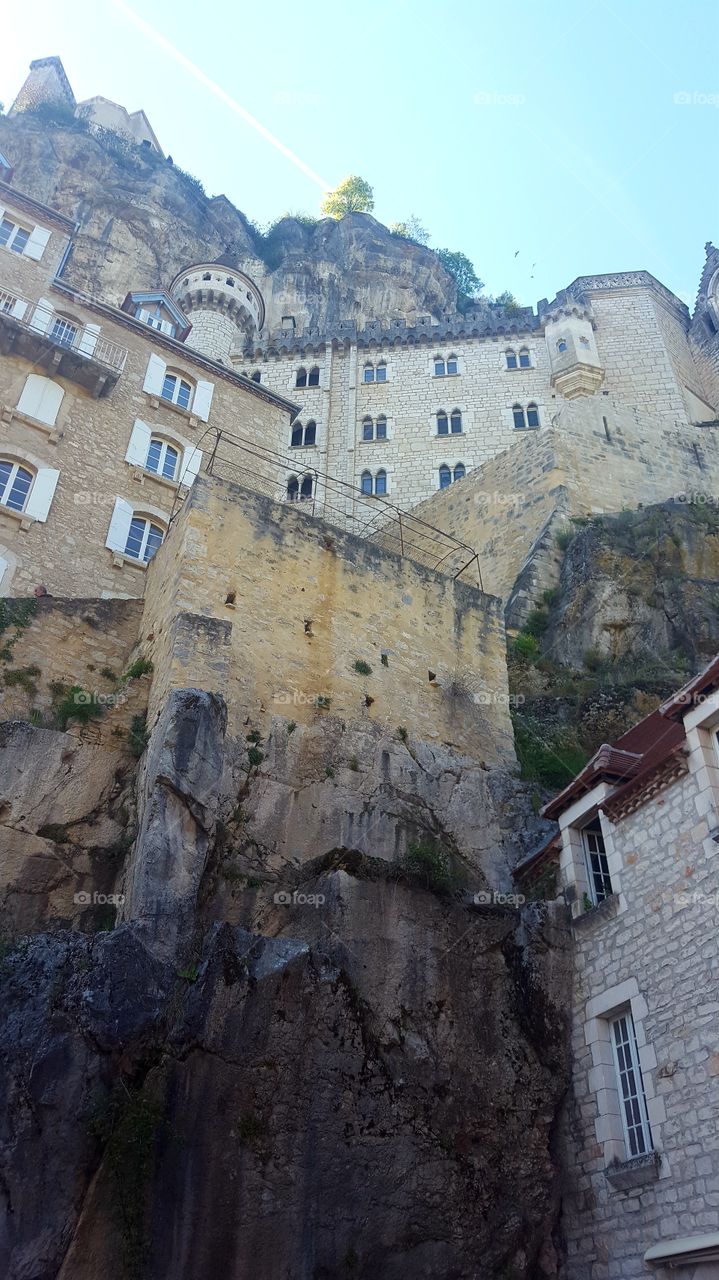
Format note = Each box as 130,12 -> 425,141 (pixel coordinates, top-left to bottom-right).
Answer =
321,176 -> 374,218
435,249 -> 484,301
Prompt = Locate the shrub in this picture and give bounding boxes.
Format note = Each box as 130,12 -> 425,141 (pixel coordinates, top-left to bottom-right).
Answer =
123,658 -> 153,681
128,714 -> 149,759
353,660 -> 372,676
555,528 -> 573,551
50,684 -> 104,732
512,633 -> 539,663
247,746 -> 264,768
523,608 -> 549,640
403,841 -> 459,895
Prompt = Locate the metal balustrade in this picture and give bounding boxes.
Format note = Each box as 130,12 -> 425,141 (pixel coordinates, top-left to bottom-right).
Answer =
0,286 -> 128,373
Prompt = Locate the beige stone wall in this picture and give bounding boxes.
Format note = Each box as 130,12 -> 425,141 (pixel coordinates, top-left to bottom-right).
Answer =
0,188 -> 71,294
0,596 -> 147,745
589,290 -> 690,421
0,266 -> 294,599
139,475 -> 515,764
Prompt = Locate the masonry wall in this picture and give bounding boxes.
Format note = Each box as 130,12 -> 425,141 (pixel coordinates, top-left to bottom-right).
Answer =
0,267 -> 294,599
560,766 -> 719,1280
139,475 -> 515,764
0,596 -> 146,745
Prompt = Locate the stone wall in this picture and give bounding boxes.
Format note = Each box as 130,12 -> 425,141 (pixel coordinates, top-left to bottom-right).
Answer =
560,763 -> 719,1279
139,474 -> 515,765
0,596 -> 146,744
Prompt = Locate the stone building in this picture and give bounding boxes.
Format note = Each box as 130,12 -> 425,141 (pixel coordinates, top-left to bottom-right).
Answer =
517,660 -> 719,1279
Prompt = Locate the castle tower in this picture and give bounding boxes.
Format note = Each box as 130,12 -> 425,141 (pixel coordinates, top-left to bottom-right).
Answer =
543,301 -> 604,399
10,57 -> 76,116
169,257 -> 265,362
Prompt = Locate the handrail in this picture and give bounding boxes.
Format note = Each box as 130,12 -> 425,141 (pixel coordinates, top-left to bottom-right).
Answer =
0,285 -> 128,373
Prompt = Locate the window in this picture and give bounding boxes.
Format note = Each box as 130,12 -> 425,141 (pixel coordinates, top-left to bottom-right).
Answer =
135,306 -> 176,338
557,339 -> 568,353
16,375 -> 64,427
361,470 -> 387,496
251,371 -> 262,383
527,402 -> 540,428
582,816 -> 612,904
161,373 -> 192,411
453,463 -> 466,482
505,349 -> 518,369
518,348 -> 531,368
291,421 -> 316,447
436,411 -> 449,436
513,403 -> 540,430
0,218 -> 30,255
300,474 -> 313,500
579,335 -> 590,348
295,368 -> 307,388
434,355 -> 458,377
376,362 -> 387,382
287,475 -> 299,501
0,460 -> 33,512
611,1012 -> 653,1158
450,409 -> 462,434
513,405 -> 525,430
145,438 -> 179,481
50,317 -> 78,349
363,364 -> 374,383
124,516 -> 164,563
287,474 -> 313,501
439,464 -> 452,489
362,416 -> 387,441
308,366 -> 320,386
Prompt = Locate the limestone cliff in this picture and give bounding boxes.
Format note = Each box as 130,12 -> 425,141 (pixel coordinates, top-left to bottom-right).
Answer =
0,113 -> 459,332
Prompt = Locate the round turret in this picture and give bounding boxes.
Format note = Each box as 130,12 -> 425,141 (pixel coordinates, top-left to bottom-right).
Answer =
169,259 -> 265,362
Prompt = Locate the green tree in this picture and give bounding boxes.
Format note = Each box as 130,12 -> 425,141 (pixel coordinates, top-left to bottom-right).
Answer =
436,249 -> 483,299
321,176 -> 374,218
493,289 -> 523,315
389,216 -> 431,246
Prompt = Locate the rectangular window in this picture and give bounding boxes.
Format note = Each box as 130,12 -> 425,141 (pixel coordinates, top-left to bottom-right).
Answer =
376,365 -> 387,382
582,816 -> 612,904
0,218 -> 30,254
50,318 -> 78,349
611,1012 -> 653,1158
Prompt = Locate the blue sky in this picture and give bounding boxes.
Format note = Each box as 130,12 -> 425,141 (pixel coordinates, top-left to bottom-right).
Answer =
1,0 -> 717,309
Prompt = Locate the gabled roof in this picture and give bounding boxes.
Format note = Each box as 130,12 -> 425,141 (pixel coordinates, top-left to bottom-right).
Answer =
121,291 -> 192,341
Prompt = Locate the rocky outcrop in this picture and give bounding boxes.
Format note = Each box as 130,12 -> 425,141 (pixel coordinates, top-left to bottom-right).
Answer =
0,115 -> 458,331
0,897 -> 570,1280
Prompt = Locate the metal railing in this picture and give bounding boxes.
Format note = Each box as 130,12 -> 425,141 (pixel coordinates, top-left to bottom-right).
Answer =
173,426 -> 483,587
0,286 -> 128,373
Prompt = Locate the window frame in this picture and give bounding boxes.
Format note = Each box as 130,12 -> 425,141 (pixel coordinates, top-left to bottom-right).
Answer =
518,348 -> 531,368
161,372 -> 193,411
145,437 -> 180,482
0,459 -> 34,513
505,349 -> 518,370
436,411 -> 449,436
450,409 -> 463,435
438,464 -> 452,490
581,816 -> 613,905
610,1011 -> 654,1159
0,217 -> 31,255
124,515 -> 165,564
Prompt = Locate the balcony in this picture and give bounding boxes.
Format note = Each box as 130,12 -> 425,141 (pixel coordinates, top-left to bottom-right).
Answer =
0,287 -> 128,397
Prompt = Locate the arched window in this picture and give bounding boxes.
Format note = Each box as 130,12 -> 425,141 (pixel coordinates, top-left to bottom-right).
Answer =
513,404 -> 526,430
527,403 -> 540,428
450,409 -> 462,434
290,421 -> 317,447
361,470 -> 373,495
435,355 -> 458,377
146,438 -> 179,481
124,516 -> 165,563
362,417 -> 374,441
446,354 -> 458,375
519,348 -> 531,368
291,423 -> 303,447
505,349 -> 518,370
50,314 -> 79,350
0,460 -> 33,512
375,469 -> 387,496
300,474 -> 313,500
251,370 -> 262,383
308,366 -> 320,386
304,420 -> 317,446
436,411 -> 449,436
287,475 -> 299,501
376,415 -> 387,440
439,465 -> 452,490
434,357 -> 446,377
376,361 -> 387,382
295,368 -> 307,388
161,372 -> 193,411
557,339 -> 568,353
453,463 -> 466,482
363,363 -> 375,383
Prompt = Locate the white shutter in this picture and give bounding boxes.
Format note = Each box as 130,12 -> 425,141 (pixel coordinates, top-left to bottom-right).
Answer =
0,555 -> 8,592
17,375 -> 64,427
30,298 -> 54,335
193,379 -> 214,422
125,419 -> 152,467
143,353 -> 167,396
160,318 -> 175,336
78,322 -> 100,357
180,445 -> 203,486
105,497 -> 134,553
24,467 -> 60,522
23,226 -> 52,261
11,297 -> 27,320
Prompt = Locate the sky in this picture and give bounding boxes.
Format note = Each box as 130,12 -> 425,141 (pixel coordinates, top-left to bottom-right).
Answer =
1,0 -> 717,310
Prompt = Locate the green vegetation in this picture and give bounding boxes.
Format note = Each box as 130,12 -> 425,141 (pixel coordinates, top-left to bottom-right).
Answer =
315,694 -> 331,710
353,660 -> 372,676
389,216 -> 430,246
49,682 -> 104,732
128,714 -> 149,759
435,248 -> 483,305
246,746 -> 264,768
287,721 -> 297,734
396,725 -> 408,742
321,175 -> 374,218
3,664 -> 40,698
0,598 -> 37,662
123,658 -> 153,681
402,840 -> 462,896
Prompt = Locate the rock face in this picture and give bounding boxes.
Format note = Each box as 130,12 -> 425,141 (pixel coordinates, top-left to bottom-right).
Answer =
0,901 -> 570,1280
0,115 -> 458,332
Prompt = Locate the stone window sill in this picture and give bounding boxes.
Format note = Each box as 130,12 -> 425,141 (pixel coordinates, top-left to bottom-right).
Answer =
605,1151 -> 661,1191
0,503 -> 35,532
111,552 -> 149,571
127,464 -> 180,492
359,437 -> 389,445
1,405 -> 61,442
145,394 -> 199,427
572,892 -> 620,929
433,372 -> 460,378
289,444 -> 318,450
435,432 -> 465,439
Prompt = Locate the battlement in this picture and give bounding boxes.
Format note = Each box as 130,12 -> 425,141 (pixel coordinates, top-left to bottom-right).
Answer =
247,306 -> 540,357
